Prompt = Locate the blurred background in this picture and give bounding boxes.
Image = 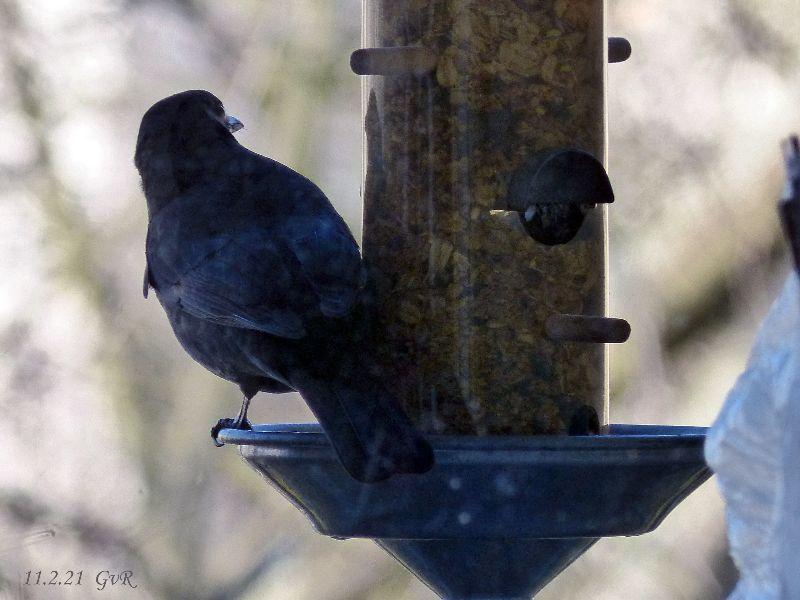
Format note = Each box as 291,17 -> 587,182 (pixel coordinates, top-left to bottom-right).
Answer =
1,0 -> 799,598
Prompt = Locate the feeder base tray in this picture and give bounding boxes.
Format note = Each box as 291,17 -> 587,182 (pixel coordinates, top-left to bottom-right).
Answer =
218,423 -> 710,599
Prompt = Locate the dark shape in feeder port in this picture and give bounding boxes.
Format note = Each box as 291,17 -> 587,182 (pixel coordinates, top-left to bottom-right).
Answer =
506,149 -> 614,245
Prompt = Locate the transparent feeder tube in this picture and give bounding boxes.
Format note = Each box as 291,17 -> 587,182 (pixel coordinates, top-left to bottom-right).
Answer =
360,0 -> 609,435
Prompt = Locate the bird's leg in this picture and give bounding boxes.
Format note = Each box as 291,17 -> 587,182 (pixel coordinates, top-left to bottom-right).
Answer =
233,393 -> 251,429
211,393 -> 254,447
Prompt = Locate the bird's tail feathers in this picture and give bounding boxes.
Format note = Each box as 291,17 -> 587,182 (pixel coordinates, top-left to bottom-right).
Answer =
290,368 -> 434,483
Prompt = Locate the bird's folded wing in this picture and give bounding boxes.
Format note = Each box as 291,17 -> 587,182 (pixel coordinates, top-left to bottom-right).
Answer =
283,212 -> 364,318
153,228 -> 307,339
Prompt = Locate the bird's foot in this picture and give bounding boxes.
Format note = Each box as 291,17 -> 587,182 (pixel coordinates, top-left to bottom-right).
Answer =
210,417 -> 252,447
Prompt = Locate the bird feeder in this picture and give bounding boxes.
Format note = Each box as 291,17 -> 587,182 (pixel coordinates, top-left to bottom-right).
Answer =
354,0 -> 613,436
218,1 -> 709,598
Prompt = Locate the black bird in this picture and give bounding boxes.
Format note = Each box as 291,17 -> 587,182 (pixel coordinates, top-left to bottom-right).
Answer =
135,90 -> 433,482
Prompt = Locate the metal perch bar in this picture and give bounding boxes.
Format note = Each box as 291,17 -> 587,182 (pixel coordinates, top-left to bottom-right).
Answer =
351,37 -> 632,77
546,314 -> 631,344
350,46 -> 438,76
608,37 -> 632,63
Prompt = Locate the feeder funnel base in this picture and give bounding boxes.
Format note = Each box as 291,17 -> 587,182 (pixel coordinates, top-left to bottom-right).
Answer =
218,424 -> 710,600
378,537 -> 598,600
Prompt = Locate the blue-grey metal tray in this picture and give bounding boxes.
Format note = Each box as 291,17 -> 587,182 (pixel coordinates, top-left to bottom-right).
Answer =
218,423 -> 710,540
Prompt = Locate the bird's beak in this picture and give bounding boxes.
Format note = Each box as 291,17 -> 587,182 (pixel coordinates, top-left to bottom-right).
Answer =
225,115 -> 244,133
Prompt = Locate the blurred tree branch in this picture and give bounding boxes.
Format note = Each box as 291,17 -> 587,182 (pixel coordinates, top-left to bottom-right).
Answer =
727,0 -> 796,73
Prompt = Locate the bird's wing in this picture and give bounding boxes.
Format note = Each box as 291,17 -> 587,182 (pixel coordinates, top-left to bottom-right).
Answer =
282,199 -> 364,318
147,221 -> 308,339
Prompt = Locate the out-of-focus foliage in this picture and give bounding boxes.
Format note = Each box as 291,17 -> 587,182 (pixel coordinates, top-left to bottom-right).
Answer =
0,0 -> 798,598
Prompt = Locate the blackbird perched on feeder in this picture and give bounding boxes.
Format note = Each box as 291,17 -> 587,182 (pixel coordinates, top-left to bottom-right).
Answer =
134,90 -> 434,482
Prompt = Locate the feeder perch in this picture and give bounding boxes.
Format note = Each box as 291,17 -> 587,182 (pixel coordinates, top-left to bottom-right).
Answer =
219,2 -> 710,598
545,314 -> 631,344
608,37 -> 632,63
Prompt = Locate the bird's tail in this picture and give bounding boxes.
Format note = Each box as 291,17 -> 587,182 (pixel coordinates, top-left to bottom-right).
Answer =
289,366 -> 434,483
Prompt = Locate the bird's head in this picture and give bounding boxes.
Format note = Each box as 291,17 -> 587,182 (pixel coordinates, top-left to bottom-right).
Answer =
135,90 -> 244,214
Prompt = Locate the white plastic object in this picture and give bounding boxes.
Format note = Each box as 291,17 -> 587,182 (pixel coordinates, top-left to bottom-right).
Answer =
705,273 -> 800,600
